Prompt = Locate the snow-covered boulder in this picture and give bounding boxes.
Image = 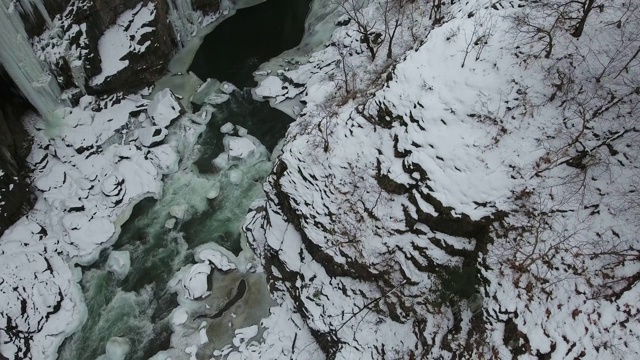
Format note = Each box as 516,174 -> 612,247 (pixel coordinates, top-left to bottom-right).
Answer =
136,126 -> 168,147
228,137 -> 257,160
148,88 -> 183,127
254,76 -> 287,98
101,173 -> 124,198
236,126 -> 248,137
196,248 -> 237,271
171,308 -> 188,326
211,134 -> 269,171
106,251 -> 131,279
182,263 -> 211,300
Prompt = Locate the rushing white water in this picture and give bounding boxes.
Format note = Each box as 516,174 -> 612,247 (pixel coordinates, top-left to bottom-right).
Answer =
0,0 -> 65,123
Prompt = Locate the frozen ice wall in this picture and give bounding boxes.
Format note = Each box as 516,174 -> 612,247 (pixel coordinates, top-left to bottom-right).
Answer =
167,0 -> 199,46
0,0 -> 64,122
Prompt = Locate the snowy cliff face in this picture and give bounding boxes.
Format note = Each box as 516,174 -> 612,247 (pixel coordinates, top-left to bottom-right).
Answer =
32,0 -> 178,96
26,0 -> 220,98
245,0 -> 640,358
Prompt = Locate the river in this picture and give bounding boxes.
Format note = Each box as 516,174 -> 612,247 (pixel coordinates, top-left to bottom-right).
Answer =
56,0 -> 310,358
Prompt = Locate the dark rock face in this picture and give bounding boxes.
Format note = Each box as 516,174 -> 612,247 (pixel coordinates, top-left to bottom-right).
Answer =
0,69 -> 35,236
27,0 -> 218,97
86,0 -> 177,95
20,0 -> 72,38
192,0 -> 220,15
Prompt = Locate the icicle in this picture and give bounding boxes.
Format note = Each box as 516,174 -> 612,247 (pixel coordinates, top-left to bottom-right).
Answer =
166,0 -> 203,47
14,0 -> 53,29
0,0 -> 65,123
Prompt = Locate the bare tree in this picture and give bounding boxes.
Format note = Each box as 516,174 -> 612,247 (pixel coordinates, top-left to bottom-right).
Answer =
337,0 -> 383,60
381,0 -> 408,59
569,0 -> 599,38
461,8 -> 496,67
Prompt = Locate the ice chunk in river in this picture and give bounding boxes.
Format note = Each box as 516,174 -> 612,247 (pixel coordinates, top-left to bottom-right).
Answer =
228,169 -> 243,184
206,182 -> 221,200
170,204 -> 189,219
228,137 -> 256,160
220,122 -> 234,134
165,218 -> 177,229
96,337 -> 131,360
106,251 -> 131,279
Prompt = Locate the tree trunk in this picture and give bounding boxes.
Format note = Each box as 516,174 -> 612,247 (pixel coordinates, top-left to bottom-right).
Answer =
571,0 -> 596,38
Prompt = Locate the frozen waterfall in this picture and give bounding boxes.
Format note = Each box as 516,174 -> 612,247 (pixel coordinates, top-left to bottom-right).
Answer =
167,0 -> 200,46
0,0 -> 64,122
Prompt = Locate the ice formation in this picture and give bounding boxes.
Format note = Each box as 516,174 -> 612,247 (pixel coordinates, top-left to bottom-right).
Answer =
106,251 -> 131,280
96,337 -> 131,360
167,0 -> 208,46
0,0 -> 65,122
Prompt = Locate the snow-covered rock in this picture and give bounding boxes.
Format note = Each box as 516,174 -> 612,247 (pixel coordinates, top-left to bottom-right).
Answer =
171,308 -> 189,326
136,126 -> 168,147
148,88 -> 183,127
182,263 -> 211,300
254,76 -> 287,98
197,248 -> 237,271
228,137 -> 257,160
236,126 -> 248,137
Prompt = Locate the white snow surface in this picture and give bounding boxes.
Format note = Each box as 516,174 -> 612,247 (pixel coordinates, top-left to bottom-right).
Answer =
239,0 -> 640,358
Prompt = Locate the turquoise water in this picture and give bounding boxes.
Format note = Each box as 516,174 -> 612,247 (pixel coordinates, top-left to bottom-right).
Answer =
57,93 -> 291,359
56,0 -> 309,356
